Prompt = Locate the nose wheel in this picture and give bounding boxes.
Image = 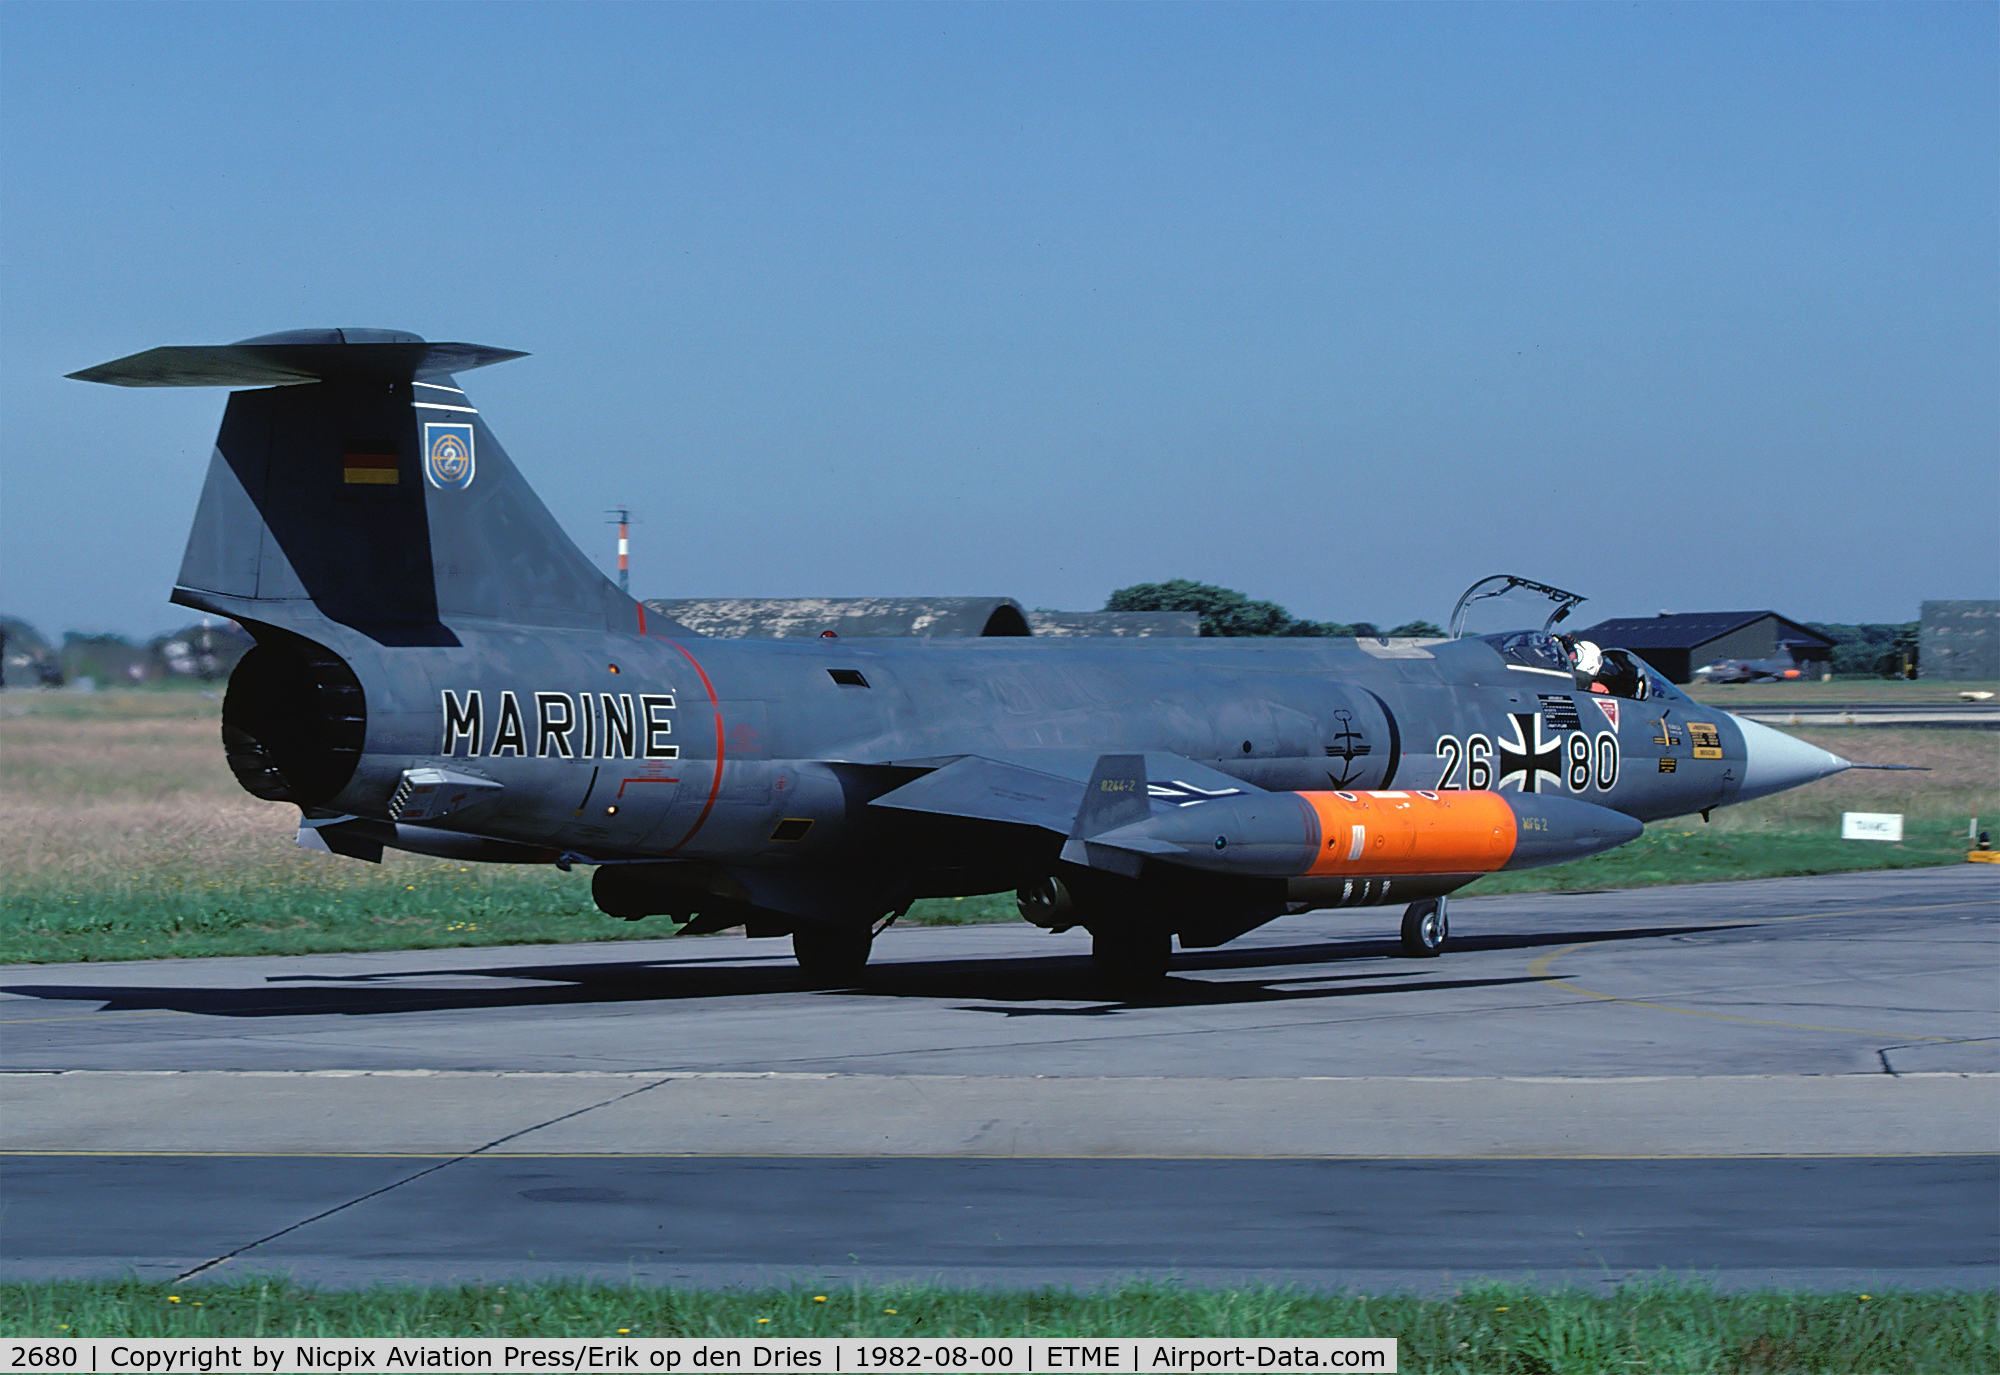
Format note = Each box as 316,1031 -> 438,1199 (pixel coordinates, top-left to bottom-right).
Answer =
1399,897 -> 1449,958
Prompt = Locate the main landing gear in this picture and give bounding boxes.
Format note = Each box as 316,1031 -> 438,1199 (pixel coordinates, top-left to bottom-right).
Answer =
1399,896 -> 1449,958
1090,924 -> 1172,997
791,923 -> 875,987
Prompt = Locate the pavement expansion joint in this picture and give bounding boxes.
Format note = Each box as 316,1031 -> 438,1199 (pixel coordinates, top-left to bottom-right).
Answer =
168,1074 -> 681,1283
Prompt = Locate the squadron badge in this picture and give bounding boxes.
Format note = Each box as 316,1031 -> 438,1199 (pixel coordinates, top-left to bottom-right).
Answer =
424,422 -> 476,490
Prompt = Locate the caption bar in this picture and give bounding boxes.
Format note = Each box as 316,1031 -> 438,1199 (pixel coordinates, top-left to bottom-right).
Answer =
6,1338 -> 1397,1374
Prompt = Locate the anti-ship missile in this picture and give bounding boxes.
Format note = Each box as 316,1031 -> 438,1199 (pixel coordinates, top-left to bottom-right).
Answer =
1077,785 -> 1642,880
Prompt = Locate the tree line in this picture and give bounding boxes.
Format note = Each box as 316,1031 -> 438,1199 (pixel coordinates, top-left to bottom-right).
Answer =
1105,580 -> 1444,639
0,616 -> 251,689
1804,621 -> 1921,678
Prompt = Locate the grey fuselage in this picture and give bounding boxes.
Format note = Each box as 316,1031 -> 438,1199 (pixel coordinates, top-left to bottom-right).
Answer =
265,616 -> 1735,897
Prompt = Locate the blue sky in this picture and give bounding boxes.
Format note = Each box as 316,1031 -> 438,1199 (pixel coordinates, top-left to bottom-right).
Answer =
3,1 -> 1993,642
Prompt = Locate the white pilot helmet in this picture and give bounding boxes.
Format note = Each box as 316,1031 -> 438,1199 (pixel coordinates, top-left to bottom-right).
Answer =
1571,640 -> 1604,676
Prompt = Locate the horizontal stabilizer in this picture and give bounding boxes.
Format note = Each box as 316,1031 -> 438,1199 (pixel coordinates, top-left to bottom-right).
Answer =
68,329 -> 525,388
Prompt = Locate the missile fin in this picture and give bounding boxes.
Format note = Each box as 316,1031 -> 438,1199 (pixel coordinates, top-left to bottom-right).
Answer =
1059,754 -> 1157,875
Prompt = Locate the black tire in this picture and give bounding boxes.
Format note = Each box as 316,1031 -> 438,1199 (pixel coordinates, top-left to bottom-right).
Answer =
792,924 -> 874,986
1399,897 -> 1448,958
1091,924 -> 1172,996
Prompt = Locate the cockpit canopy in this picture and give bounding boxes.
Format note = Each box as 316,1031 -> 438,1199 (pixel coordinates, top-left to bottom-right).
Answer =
1489,631 -> 1672,702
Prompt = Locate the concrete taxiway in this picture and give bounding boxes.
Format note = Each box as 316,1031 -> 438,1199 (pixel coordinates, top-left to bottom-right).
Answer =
3,865 -> 1995,1291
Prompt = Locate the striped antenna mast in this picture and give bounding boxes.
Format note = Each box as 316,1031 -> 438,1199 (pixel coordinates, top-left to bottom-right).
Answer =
606,508 -> 633,593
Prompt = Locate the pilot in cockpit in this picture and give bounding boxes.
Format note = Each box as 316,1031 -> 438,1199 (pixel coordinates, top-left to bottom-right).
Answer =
1561,636 -> 1646,699
1565,637 -> 1606,688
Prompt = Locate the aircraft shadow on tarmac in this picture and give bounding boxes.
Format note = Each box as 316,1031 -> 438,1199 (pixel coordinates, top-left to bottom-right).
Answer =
1,921 -> 1748,1021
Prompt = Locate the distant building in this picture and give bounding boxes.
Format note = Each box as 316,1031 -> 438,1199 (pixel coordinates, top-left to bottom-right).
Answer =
1920,601 -> 1999,681
59,632 -> 151,686
1570,611 -> 1836,684
1025,611 -> 1199,637
0,615 -> 52,687
149,621 -> 253,681
645,597 -> 1032,639
644,598 -> 1199,638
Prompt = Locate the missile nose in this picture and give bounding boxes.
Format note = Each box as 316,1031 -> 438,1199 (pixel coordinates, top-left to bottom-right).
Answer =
1731,714 -> 1851,803
1501,793 -> 1644,869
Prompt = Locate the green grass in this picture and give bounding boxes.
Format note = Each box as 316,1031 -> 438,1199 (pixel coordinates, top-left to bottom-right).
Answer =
4,1278 -> 1992,1372
906,893 -> 1024,925
0,865 -> 621,965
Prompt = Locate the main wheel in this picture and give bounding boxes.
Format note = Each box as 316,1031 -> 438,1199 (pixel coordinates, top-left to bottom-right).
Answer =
1091,924 -> 1172,996
1399,897 -> 1448,958
792,924 -> 874,986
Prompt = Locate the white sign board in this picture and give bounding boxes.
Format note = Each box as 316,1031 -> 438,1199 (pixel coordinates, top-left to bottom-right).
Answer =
1842,812 -> 1904,842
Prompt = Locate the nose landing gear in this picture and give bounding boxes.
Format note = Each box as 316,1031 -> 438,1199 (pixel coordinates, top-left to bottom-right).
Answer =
1400,896 -> 1449,958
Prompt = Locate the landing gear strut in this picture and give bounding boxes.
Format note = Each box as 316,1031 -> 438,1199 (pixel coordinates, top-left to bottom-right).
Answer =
792,923 -> 874,986
1091,924 -> 1172,996
1399,896 -> 1449,958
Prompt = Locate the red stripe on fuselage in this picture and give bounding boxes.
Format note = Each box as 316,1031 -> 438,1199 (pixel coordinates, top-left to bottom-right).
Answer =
660,637 -> 724,852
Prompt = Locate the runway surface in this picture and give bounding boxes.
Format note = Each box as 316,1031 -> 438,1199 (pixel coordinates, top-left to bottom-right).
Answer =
6,1156 -> 1990,1294
4,865 -> 1995,1292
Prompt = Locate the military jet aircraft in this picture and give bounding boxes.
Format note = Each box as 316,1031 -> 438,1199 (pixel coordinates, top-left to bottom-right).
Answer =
1693,648 -> 1810,684
71,330 -> 1860,990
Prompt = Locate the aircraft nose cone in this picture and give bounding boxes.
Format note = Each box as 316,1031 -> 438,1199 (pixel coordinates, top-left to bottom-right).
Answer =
1731,714 -> 1851,803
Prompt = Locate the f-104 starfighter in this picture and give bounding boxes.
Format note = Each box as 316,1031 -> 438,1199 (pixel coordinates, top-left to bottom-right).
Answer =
71,330 -> 1860,990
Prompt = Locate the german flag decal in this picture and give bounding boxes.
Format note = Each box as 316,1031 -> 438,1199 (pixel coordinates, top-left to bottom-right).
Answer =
343,441 -> 399,485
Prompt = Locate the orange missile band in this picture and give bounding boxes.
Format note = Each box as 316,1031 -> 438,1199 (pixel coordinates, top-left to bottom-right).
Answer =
1076,775 -> 1641,878
1298,789 -> 1517,877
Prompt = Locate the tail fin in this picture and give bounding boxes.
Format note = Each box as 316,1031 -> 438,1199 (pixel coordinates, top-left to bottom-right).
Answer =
71,329 -> 641,642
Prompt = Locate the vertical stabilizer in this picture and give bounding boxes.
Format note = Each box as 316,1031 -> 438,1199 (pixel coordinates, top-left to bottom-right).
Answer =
72,329 -> 641,641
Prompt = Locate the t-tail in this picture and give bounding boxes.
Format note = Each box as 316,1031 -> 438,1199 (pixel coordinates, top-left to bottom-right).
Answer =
69,328 -> 659,820
70,328 -> 638,641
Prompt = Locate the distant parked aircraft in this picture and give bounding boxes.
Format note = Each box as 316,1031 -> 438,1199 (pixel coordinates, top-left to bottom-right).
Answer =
1693,646 -> 1809,683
